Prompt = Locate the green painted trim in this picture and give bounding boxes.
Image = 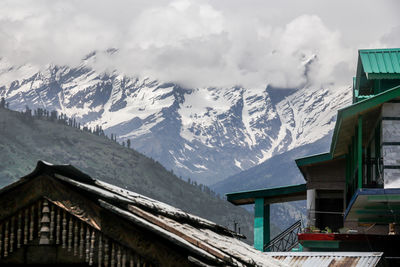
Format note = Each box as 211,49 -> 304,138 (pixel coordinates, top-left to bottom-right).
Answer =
264,204 -> 270,251
368,195 -> 400,202
341,85 -> 400,117
292,243 -> 303,252
330,84 -> 400,156
358,217 -> 400,223
358,116 -> 363,189
295,153 -> 332,167
226,184 -> 306,205
365,205 -> 400,210
254,198 -> 269,251
356,209 -> 400,215
359,48 -> 400,53
300,240 -> 340,249
367,73 -> 400,79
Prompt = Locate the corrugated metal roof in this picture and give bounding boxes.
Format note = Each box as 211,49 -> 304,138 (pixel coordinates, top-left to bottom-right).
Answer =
360,48 -> 400,75
266,252 -> 383,267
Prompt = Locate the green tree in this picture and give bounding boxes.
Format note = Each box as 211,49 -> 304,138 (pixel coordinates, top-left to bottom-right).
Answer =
0,97 -> 5,108
50,110 -> 58,121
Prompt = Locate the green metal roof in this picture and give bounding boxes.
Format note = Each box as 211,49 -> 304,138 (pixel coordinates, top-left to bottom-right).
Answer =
295,153 -> 332,167
359,48 -> 400,79
226,184 -> 307,205
331,84 -> 400,157
295,153 -> 347,180
296,48 -> 400,179
296,84 -> 400,172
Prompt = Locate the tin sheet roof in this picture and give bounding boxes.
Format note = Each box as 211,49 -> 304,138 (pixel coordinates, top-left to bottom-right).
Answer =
359,48 -> 400,78
267,252 -> 383,267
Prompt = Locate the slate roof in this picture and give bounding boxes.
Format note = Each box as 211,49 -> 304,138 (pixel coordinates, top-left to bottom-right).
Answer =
0,161 -> 285,267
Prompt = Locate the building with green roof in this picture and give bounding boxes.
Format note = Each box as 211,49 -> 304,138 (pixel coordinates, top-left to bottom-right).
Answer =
227,48 -> 400,266
354,49 -> 400,103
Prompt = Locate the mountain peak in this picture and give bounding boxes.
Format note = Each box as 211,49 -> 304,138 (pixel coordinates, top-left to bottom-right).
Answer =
0,60 -> 352,185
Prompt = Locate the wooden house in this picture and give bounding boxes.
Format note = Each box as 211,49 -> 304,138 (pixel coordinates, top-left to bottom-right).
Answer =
0,161 -> 283,266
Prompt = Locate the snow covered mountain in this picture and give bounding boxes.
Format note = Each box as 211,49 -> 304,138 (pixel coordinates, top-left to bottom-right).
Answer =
0,55 -> 352,185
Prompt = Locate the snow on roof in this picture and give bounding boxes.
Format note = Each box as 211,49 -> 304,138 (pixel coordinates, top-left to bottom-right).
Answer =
267,252 -> 383,267
7,161 -> 285,267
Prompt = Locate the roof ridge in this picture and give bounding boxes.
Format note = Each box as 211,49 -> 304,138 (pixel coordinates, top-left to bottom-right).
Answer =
359,48 -> 400,53
94,180 -> 245,238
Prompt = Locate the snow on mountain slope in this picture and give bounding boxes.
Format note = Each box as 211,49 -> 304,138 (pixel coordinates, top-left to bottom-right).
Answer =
0,55 -> 352,185
179,87 -> 243,146
276,84 -> 352,151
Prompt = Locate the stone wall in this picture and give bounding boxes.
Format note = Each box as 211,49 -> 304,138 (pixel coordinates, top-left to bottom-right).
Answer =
382,102 -> 400,188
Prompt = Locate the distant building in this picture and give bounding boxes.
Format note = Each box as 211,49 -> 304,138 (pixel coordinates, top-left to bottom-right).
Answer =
0,161 -> 282,266
227,48 -> 400,266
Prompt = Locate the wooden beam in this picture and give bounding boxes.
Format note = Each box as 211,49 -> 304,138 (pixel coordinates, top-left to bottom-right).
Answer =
125,205 -> 232,264
226,184 -> 306,205
99,200 -> 229,266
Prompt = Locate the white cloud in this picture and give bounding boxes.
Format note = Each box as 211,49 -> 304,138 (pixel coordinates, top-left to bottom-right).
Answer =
381,26 -> 400,48
0,0 -> 399,89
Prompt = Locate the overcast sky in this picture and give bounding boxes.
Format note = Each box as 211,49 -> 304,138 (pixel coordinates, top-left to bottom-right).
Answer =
0,0 -> 399,89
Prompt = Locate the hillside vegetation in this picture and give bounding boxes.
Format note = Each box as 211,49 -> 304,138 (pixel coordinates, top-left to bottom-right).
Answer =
0,107 -> 279,243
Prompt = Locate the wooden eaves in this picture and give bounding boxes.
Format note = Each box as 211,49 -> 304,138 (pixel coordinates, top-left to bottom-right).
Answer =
295,84 -> 400,173
226,184 -> 307,206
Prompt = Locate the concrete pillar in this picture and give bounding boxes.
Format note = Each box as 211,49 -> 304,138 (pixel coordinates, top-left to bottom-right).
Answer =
307,189 -> 316,227
358,116 -> 363,188
382,103 -> 400,188
254,198 -> 269,251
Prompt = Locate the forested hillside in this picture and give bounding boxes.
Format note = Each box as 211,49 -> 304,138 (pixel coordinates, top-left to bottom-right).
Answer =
0,107 -> 281,243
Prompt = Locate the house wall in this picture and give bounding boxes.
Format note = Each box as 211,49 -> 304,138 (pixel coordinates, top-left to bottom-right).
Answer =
0,176 -> 195,266
382,102 -> 400,188
304,160 -> 345,230
304,159 -> 346,190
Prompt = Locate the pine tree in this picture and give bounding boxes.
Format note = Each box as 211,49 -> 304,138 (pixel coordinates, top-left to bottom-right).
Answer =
25,105 -> 32,117
50,110 -> 57,121
127,139 -> 131,149
0,97 -> 5,108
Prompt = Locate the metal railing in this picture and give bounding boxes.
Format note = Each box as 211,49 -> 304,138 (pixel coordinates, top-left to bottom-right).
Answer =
264,220 -> 302,252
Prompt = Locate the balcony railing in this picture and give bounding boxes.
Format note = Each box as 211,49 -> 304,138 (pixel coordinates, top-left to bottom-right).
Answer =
264,220 -> 302,252
346,157 -> 384,206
